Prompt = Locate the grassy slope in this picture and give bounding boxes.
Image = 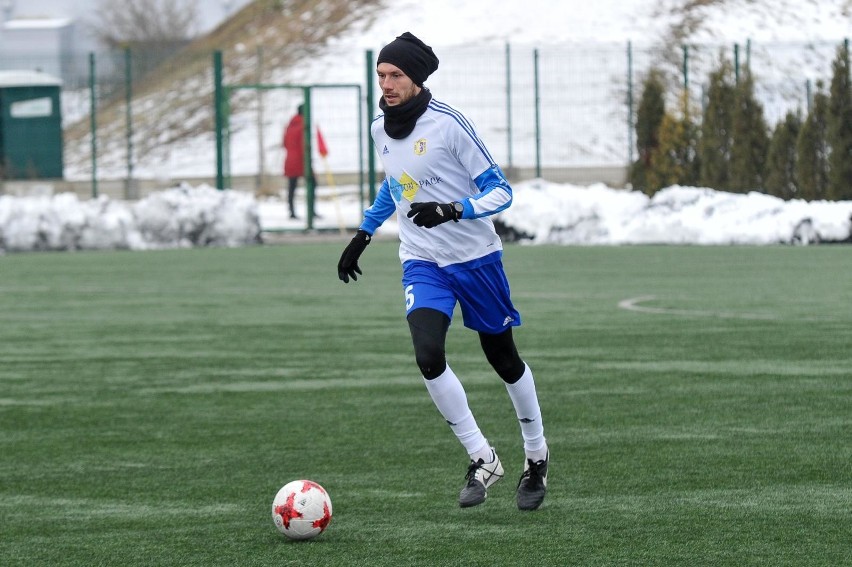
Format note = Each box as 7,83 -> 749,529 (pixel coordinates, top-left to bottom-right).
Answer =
63,0 -> 384,172
0,243 -> 850,566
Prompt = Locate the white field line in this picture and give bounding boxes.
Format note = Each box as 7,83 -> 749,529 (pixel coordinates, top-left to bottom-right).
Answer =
617,295 -> 779,320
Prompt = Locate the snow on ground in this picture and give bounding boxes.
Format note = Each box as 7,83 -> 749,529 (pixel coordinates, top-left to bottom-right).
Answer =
2,182 -> 849,253
0,185 -> 260,253
499,181 -> 852,245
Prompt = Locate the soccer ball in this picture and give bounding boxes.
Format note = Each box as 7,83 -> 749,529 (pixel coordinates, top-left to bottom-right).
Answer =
271,480 -> 333,540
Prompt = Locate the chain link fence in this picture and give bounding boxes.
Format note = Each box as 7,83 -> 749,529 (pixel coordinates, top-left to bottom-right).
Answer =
0,38 -> 844,199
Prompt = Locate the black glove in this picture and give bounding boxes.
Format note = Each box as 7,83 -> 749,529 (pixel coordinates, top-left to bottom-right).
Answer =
407,202 -> 462,228
337,230 -> 371,283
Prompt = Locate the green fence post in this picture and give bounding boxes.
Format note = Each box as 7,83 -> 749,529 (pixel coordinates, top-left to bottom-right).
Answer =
627,40 -> 634,166
683,44 -> 689,90
366,49 -> 376,206
357,84 -> 365,217
303,86 -> 315,230
214,50 -> 226,190
255,45 -> 265,193
734,43 -> 740,84
89,52 -> 98,199
805,78 -> 812,113
125,47 -> 134,198
534,48 -> 541,179
505,42 -> 514,174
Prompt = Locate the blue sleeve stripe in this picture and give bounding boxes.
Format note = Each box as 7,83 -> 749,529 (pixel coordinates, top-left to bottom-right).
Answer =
467,166 -> 512,218
428,100 -> 495,164
360,179 -> 395,234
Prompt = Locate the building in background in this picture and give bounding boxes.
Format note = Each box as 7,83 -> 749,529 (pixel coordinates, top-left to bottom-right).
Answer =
0,18 -> 88,84
0,69 -> 64,180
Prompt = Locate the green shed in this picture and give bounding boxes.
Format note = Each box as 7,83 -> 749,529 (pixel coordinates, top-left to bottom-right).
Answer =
0,70 -> 64,180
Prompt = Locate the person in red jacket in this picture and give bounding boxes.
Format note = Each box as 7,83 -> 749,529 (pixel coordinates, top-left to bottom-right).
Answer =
282,104 -> 316,219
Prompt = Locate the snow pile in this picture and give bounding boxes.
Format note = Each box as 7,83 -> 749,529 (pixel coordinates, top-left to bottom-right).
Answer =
132,185 -> 261,248
0,185 -> 260,253
2,181 -> 851,252
497,181 -> 852,245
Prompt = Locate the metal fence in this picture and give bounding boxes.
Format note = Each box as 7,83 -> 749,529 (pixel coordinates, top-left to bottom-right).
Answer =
0,38 -> 845,199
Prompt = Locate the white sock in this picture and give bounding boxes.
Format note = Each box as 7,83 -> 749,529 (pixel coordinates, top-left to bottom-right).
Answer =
505,363 -> 548,461
470,445 -> 495,465
423,365 -> 489,459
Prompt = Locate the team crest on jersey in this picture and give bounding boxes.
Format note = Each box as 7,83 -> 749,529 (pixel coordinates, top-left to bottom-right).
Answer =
414,138 -> 427,155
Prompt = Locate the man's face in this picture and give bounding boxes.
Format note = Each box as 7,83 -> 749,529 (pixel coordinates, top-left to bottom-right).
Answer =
377,62 -> 421,106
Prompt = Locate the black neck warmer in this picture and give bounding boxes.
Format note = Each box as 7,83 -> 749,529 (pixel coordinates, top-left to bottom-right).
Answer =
379,88 -> 432,139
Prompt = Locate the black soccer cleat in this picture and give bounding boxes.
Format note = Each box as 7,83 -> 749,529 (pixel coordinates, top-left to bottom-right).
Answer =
516,453 -> 548,511
458,450 -> 504,508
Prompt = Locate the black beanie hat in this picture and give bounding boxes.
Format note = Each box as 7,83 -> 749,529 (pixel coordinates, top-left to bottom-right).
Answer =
376,32 -> 439,87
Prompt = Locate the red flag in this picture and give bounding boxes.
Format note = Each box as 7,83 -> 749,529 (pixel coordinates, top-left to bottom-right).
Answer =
316,127 -> 329,157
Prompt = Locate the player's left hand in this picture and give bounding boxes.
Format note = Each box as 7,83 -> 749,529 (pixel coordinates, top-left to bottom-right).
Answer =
407,202 -> 461,228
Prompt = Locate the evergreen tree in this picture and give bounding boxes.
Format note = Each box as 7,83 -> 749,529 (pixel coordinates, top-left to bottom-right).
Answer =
796,83 -> 831,201
629,68 -> 666,193
699,56 -> 736,190
765,111 -> 802,200
646,113 -> 681,193
827,40 -> 852,200
730,68 -> 770,192
647,92 -> 701,193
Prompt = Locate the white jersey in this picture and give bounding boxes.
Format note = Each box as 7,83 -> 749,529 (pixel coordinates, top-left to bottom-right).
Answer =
361,98 -> 513,269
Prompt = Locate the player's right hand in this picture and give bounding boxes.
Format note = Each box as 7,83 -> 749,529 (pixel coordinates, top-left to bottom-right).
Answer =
337,230 -> 371,283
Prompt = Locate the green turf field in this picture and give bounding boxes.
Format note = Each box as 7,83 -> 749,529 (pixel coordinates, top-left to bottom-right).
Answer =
1,242 -> 850,566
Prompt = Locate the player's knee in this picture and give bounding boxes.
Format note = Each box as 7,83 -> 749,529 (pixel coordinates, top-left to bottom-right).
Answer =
486,351 -> 525,383
408,308 -> 450,380
414,343 -> 446,380
480,329 -> 525,383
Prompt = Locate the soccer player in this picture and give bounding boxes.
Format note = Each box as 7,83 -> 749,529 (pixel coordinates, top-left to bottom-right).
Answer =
337,32 -> 549,511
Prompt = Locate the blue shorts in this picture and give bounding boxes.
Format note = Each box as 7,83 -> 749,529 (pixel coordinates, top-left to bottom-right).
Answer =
401,254 -> 521,334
